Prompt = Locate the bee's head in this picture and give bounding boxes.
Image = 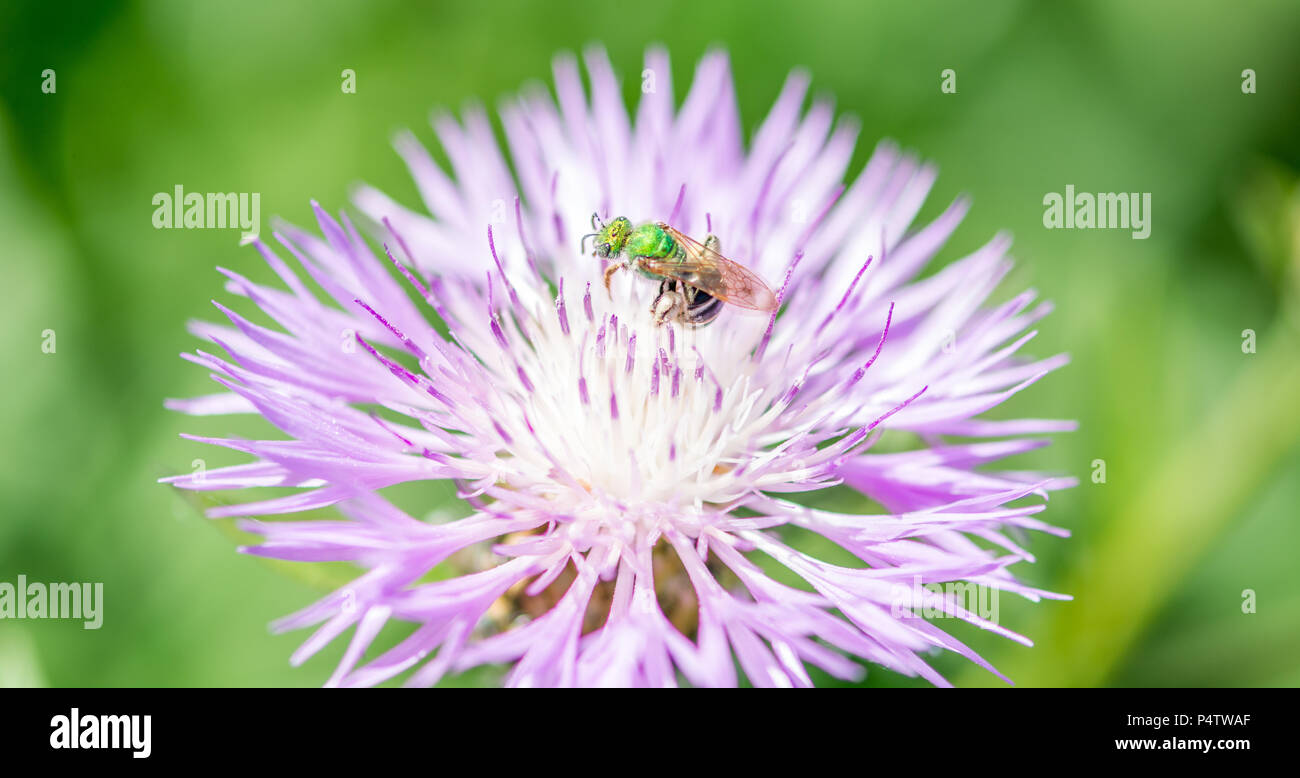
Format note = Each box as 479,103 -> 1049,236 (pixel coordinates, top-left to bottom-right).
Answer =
581,214 -> 631,258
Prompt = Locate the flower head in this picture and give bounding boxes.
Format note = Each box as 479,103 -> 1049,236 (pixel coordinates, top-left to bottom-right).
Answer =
164,47 -> 1074,687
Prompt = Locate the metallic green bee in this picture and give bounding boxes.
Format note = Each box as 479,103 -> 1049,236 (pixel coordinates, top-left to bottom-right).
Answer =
581,214 -> 779,327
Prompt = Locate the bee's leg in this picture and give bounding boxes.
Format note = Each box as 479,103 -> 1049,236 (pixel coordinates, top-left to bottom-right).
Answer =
651,292 -> 685,326
681,287 -> 724,327
704,234 -> 721,253
603,260 -> 625,296
650,279 -> 687,326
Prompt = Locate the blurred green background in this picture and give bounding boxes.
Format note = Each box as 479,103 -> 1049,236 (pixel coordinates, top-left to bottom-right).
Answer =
2,0 -> 1298,687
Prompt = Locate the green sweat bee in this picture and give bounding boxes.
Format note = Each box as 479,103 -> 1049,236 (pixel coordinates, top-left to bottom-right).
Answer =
580,214 -> 778,327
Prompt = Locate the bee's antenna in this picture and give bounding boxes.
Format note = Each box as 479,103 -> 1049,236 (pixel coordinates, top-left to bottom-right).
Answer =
591,212 -> 604,230
580,233 -> 598,254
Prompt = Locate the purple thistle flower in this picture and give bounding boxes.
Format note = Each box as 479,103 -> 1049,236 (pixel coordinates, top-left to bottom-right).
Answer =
163,47 -> 1075,687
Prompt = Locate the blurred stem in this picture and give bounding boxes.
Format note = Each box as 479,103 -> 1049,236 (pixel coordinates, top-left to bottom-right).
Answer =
0,628 -> 47,688
962,320 -> 1300,687
168,486 -> 360,592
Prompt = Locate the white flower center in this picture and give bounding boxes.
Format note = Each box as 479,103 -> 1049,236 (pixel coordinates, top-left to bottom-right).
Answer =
491,265 -> 778,511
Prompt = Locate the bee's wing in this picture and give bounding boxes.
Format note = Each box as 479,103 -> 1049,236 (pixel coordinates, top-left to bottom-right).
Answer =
645,224 -> 779,312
